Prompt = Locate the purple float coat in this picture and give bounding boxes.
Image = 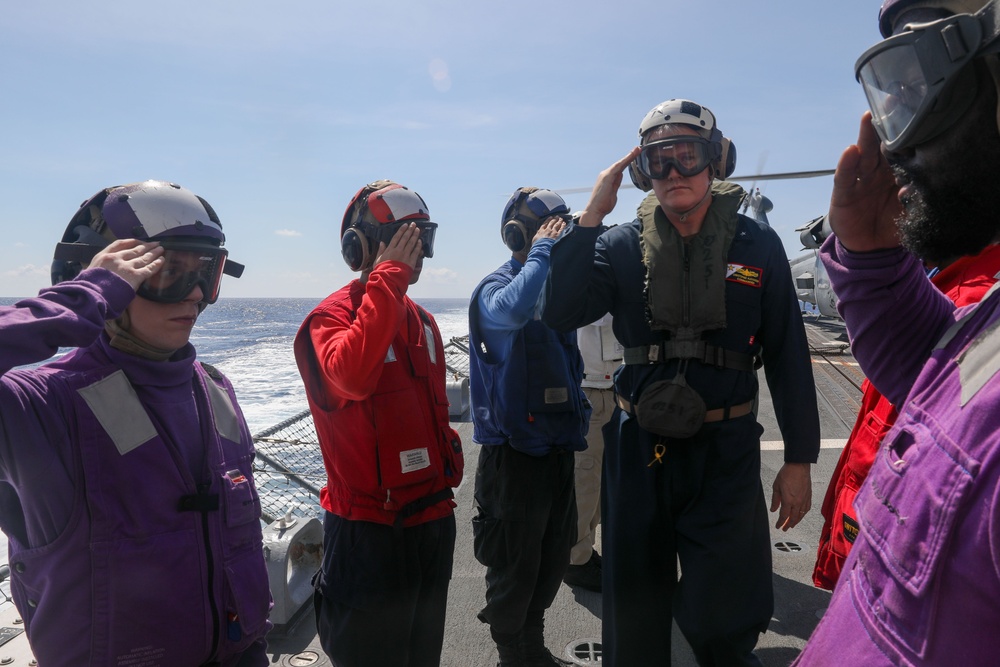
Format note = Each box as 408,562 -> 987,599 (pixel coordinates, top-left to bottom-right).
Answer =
0,268 -> 272,666
793,239 -> 1000,666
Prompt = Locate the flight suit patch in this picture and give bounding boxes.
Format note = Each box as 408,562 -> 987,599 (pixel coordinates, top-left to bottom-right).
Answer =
726,263 -> 763,288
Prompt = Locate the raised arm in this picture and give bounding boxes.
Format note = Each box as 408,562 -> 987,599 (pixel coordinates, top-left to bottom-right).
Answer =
822,114 -> 956,403
0,239 -> 158,374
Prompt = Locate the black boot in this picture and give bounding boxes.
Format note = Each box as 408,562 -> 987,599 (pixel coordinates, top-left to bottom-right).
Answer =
563,549 -> 602,592
518,611 -> 572,666
491,627 -> 525,667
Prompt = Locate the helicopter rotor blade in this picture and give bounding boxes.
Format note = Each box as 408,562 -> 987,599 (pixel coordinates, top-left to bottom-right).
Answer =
554,168 -> 835,196
727,168 -> 836,182
743,151 -> 769,213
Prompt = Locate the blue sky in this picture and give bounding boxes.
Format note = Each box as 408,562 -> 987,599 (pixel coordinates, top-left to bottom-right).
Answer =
1,1 -> 882,299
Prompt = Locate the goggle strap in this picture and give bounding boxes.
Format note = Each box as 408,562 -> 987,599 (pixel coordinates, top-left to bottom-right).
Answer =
978,0 -> 1000,57
223,259 -> 245,278
53,242 -> 101,265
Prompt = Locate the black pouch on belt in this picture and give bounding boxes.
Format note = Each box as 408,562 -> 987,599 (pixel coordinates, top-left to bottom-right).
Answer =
634,361 -> 706,439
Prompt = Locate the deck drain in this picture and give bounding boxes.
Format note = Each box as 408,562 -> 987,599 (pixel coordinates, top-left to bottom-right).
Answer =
287,651 -> 321,666
774,541 -> 803,553
564,637 -> 602,664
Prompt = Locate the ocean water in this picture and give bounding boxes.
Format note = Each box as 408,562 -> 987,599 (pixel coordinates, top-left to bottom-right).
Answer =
195,297 -> 471,433
1,295 -> 471,435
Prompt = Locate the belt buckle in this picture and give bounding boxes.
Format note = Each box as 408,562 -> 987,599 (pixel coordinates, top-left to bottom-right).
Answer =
647,344 -> 661,363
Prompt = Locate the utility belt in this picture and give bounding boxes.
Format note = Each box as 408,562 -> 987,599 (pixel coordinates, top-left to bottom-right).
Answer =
616,394 -> 753,423
619,340 -> 758,438
623,340 -> 760,372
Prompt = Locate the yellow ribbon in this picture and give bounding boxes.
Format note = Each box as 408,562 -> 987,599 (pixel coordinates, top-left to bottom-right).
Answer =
647,443 -> 667,467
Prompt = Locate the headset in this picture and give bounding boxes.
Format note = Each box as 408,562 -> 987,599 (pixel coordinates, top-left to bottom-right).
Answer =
340,181 -> 435,272
500,188 -> 570,252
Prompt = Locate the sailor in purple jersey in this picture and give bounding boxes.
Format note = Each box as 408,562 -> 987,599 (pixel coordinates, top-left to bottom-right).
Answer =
794,1 -> 1000,665
0,180 -> 271,667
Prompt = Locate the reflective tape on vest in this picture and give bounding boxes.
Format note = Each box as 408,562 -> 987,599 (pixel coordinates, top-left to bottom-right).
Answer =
77,370 -> 158,455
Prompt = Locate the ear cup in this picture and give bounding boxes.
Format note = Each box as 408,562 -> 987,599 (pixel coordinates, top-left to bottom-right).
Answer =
717,137 -> 737,179
502,220 -> 530,252
341,226 -> 373,272
628,160 -> 652,192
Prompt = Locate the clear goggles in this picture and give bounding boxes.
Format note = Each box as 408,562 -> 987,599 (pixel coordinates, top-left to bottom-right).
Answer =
855,4 -> 1000,151
138,242 -> 230,304
368,220 -> 438,258
502,189 -> 570,225
635,137 -> 718,179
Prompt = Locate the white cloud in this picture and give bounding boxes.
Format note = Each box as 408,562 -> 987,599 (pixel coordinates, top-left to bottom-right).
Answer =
274,229 -> 302,237
421,267 -> 459,283
2,264 -> 47,278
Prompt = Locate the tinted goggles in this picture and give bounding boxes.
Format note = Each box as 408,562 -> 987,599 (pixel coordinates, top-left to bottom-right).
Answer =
502,189 -> 570,224
138,242 -> 229,304
855,4 -> 1000,151
369,220 -> 438,258
635,137 -> 718,179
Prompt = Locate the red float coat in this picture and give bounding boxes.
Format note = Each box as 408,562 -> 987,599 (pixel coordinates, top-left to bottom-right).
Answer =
812,244 -> 1000,590
294,261 -> 463,527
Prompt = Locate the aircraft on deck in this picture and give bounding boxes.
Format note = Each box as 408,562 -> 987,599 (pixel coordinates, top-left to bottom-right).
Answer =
738,186 -> 840,319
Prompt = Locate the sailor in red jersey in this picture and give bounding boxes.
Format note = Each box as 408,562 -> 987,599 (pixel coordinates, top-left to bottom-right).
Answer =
813,243 -> 1000,589
294,180 -> 463,667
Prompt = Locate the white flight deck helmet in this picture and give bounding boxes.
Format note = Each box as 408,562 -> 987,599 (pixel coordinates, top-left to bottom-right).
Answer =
51,180 -> 244,305
627,99 -> 737,192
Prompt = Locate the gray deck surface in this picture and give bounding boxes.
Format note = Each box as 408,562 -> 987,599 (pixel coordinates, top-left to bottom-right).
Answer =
267,316 -> 863,667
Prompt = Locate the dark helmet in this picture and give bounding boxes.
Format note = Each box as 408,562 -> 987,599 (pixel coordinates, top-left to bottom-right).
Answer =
340,180 -> 437,272
860,0 -> 999,150
52,180 -> 243,303
878,0 -> 987,37
500,187 -> 570,253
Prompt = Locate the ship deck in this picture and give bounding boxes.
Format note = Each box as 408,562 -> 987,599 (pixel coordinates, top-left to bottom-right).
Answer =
0,316 -> 862,666
266,315 -> 862,667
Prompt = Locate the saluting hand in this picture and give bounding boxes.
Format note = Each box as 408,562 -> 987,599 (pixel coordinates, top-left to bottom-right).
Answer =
88,239 -> 165,291
828,112 -> 903,252
530,216 -> 567,245
578,147 -> 643,228
375,222 -> 422,271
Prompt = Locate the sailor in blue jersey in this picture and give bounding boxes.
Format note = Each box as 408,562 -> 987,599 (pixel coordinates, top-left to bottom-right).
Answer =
469,187 -> 589,667
541,101 -> 820,666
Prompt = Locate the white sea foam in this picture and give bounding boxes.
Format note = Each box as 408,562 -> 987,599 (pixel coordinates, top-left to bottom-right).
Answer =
194,297 -> 470,433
